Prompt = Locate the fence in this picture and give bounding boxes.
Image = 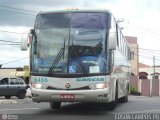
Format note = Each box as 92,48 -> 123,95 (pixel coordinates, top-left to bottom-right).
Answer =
130,76 -> 160,96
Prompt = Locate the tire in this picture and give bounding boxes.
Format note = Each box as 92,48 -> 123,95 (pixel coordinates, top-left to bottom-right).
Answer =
104,83 -> 118,110
17,91 -> 26,99
119,84 -> 129,103
119,95 -> 128,103
50,102 -> 61,110
5,96 -> 11,99
108,85 -> 118,110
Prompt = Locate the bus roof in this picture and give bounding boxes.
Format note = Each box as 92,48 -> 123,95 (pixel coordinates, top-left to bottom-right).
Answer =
38,9 -> 112,15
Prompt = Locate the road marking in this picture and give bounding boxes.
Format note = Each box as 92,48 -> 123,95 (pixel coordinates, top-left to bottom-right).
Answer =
0,100 -> 17,104
0,108 -> 40,112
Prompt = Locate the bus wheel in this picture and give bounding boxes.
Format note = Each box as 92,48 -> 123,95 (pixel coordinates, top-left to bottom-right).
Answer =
107,84 -> 118,110
119,95 -> 128,103
50,102 -> 61,109
119,85 -> 129,103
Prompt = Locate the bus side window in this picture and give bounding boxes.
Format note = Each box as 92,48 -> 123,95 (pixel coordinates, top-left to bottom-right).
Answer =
116,24 -> 119,47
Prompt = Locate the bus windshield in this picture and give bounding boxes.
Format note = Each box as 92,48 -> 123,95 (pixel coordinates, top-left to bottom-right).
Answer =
31,12 -> 110,75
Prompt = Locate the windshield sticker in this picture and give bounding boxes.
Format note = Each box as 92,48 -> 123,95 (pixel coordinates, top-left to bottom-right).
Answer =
33,77 -> 48,83
76,77 -> 105,82
69,66 -> 76,73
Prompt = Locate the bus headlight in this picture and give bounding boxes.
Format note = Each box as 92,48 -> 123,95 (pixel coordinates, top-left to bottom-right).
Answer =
32,83 -> 48,89
89,83 -> 109,89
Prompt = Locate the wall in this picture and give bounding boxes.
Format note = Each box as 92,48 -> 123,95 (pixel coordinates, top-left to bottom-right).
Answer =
131,78 -> 160,96
0,69 -> 16,77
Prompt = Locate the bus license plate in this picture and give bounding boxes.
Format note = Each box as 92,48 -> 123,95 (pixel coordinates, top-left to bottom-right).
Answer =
60,94 -> 74,99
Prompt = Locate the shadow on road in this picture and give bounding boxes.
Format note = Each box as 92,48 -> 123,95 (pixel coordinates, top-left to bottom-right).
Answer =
38,102 -> 123,115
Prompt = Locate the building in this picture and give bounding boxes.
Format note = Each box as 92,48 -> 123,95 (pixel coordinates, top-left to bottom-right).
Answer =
126,36 -> 139,76
139,63 -> 160,79
0,68 -> 18,77
139,63 -> 160,96
126,36 -> 140,92
0,66 -> 30,84
125,36 -> 160,96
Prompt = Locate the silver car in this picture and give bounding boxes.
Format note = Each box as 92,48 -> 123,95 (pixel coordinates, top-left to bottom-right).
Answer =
0,77 -> 27,99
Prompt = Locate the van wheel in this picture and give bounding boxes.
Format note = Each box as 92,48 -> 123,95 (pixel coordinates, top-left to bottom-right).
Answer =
50,102 -> 61,109
17,91 -> 26,99
5,96 -> 11,99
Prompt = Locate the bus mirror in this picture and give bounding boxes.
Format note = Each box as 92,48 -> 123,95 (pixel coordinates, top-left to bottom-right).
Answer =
21,30 -> 30,51
108,28 -> 117,50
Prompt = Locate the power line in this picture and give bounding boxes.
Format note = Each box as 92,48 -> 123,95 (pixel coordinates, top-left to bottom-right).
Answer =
121,45 -> 160,65
0,29 -> 27,34
138,51 -> 160,62
129,46 -> 160,59
139,50 -> 160,56
0,9 -> 36,16
130,47 -> 160,59
0,39 -> 20,43
122,20 -> 160,37
129,46 -> 160,52
2,57 -> 29,65
126,51 -> 160,66
0,44 -> 20,45
139,51 -> 160,58
0,4 -> 38,13
129,49 -> 160,65
124,27 -> 160,39
139,47 -> 160,52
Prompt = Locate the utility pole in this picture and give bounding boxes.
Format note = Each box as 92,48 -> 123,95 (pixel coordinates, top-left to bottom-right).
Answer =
151,56 -> 155,97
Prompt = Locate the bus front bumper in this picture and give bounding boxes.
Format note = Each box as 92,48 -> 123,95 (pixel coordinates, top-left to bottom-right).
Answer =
31,88 -> 112,103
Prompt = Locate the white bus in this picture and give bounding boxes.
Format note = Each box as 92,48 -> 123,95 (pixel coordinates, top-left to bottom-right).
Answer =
21,9 -> 131,110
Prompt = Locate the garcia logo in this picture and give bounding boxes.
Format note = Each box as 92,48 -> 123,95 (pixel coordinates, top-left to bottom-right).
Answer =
76,77 -> 105,82
65,82 -> 71,88
33,77 -> 48,83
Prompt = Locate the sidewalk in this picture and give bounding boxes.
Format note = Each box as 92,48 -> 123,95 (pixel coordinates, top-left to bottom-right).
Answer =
129,95 -> 160,101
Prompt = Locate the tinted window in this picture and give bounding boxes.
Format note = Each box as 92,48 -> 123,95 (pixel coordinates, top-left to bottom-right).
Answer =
10,78 -> 19,85
36,13 -> 70,29
71,13 -> 109,29
0,78 -> 9,85
19,78 -> 25,84
35,12 -> 110,29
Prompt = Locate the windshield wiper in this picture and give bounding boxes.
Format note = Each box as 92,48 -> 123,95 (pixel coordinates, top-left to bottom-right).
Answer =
48,39 -> 65,74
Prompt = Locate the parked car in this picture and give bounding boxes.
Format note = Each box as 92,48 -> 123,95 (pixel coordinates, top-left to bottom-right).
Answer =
0,77 -> 27,99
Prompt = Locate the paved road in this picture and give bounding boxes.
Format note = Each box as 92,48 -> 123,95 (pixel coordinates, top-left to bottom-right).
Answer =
0,95 -> 160,120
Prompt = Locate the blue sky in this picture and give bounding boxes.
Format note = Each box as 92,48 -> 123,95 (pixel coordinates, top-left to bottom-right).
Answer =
0,0 -> 160,67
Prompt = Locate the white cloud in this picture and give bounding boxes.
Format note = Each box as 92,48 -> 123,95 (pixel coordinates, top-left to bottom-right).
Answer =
1,0 -> 160,66
0,26 -> 30,67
